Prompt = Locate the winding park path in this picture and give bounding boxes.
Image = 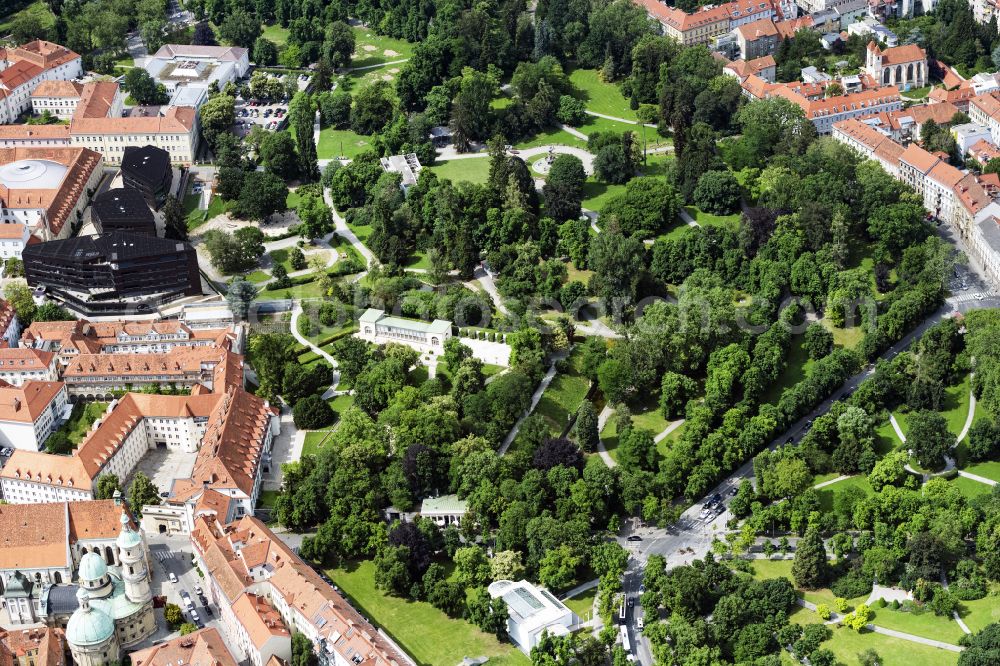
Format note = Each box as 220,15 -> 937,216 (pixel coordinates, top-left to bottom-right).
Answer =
793,598 -> 964,652
497,360 -> 561,455
438,144 -> 597,174
290,303 -> 343,400
584,110 -> 657,128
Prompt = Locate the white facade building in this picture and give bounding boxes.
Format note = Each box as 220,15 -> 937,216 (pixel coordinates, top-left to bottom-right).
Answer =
0,41 -> 83,125
358,309 -> 452,355
0,380 -> 68,452
487,580 -> 576,654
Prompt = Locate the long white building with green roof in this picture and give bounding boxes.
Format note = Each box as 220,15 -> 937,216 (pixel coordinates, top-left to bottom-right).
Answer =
358,309 -> 453,355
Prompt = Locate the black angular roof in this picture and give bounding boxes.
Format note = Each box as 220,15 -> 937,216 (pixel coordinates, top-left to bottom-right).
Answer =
23,232 -> 190,262
120,145 -> 171,186
91,188 -> 154,225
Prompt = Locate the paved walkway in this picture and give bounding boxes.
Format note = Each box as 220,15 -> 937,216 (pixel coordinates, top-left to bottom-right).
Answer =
957,469 -> 998,485
957,389 -> 977,442
347,58 -> 410,72
324,189 -> 377,268
794,599 -> 963,652
678,207 -> 700,228
889,414 -> 906,442
654,419 -> 685,443
437,145 -> 596,174
812,474 -> 850,489
466,266 -> 509,317
596,405 -> 617,467
498,361 -> 561,454
289,303 -> 341,396
584,110 -> 657,128
559,123 -> 588,140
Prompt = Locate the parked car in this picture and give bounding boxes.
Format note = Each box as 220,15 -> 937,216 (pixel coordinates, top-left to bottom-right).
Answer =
190,610 -> 200,623
626,535 -> 642,542
168,572 -> 178,583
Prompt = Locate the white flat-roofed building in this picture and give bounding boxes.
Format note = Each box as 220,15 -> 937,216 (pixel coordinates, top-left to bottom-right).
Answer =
380,153 -> 422,189
358,308 -> 451,355
141,45 -> 249,110
487,579 -> 576,653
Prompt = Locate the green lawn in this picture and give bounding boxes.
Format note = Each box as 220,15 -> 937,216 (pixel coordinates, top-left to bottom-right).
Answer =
350,27 -> 415,69
256,490 -> 280,509
816,475 -> 874,513
947,475 -> 994,500
325,560 -> 529,666
328,392 -> 354,414
782,608 -> 960,666
515,126 -> 588,150
302,429 -> 336,458
962,461 -> 1000,482
567,68 -> 636,120
261,23 -> 290,46
939,375 -> 973,438
535,348 -> 592,435
682,206 -> 741,229
761,336 -> 814,408
317,127 -> 374,159
246,270 -> 271,284
581,152 -> 673,212
876,420 -> 902,454
749,560 -> 867,609
820,318 -> 865,350
0,1 -> 55,34
428,157 -> 492,185
562,588 -> 596,619
260,278 -> 329,299
52,401 -> 110,448
960,588 -> 1000,634
868,606 -> 967,644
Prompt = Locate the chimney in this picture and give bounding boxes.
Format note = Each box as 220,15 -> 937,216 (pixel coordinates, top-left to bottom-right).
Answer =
12,398 -> 19,411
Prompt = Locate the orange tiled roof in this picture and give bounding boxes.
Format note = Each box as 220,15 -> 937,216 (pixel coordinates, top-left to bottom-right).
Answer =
0,300 -> 15,337
770,85 -> 900,119
929,87 -> 976,106
69,105 -> 196,135
30,80 -> 82,98
0,347 -> 55,371
726,55 -> 776,79
131,628 -> 237,666
774,15 -> 812,39
0,381 -> 63,423
955,172 -> 992,215
0,146 -> 102,237
869,43 -> 926,66
926,160 -> 965,188
0,627 -> 66,666
73,81 -> 120,120
0,502 -> 68,569
736,17 -> 778,40
189,387 -> 272,496
0,124 -> 71,141
62,345 -> 227,380
899,144 -> 940,173
0,449 -> 93,490
232,594 -> 290,649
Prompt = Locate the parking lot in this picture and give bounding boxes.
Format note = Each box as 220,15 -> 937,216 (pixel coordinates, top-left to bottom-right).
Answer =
233,73 -> 311,136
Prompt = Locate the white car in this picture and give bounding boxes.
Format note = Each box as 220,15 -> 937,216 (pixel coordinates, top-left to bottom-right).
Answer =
637,617 -> 645,632
190,610 -> 200,623
168,572 -> 178,583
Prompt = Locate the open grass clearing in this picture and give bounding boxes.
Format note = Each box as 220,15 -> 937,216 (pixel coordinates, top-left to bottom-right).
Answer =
867,606 -> 967,644
562,588 -> 596,619
261,23 -> 290,45
302,429 -> 336,458
960,587 -> 1000,634
567,68 -> 636,120
317,127 -> 374,160
947,475 -> 994,500
0,1 -> 55,34
427,157 -> 492,185
350,27 -> 415,68
535,347 -> 591,435
324,560 -> 529,666
53,402 -> 110,448
780,608 -> 959,666
815,475 -> 874,514
761,336 -> 814,408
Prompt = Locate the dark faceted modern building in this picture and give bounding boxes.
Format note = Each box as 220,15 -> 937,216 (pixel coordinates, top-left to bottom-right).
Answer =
22,232 -> 201,314
120,145 -> 172,208
91,188 -> 156,235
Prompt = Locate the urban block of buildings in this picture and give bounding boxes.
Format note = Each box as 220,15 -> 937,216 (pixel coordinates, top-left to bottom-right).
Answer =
22,232 -> 202,315
0,41 -> 83,125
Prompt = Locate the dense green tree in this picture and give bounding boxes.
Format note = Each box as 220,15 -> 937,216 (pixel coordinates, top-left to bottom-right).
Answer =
235,171 -> 289,221
291,632 -> 317,666
693,170 -> 741,215
225,277 -> 258,322
127,472 -> 160,519
252,37 -> 278,65
218,7 -> 261,47
573,401 -> 600,453
908,410 -> 953,470
792,525 -> 829,589
542,154 -> 586,221
803,323 -> 834,360
122,68 -> 167,105
199,94 -> 236,150
95,474 -> 120,500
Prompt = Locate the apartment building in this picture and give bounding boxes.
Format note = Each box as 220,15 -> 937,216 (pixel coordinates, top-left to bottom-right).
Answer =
0,380 -> 68,451
766,84 -> 902,134
21,319 -> 236,364
734,18 -> 780,59
192,515 -> 411,666
635,0 -> 776,45
0,41 -> 82,124
30,80 -> 84,119
0,348 -> 58,386
0,383 -> 277,513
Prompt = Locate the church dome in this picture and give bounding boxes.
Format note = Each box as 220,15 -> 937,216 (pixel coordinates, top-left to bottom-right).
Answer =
66,590 -> 115,647
78,552 -> 108,583
116,512 -> 141,550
